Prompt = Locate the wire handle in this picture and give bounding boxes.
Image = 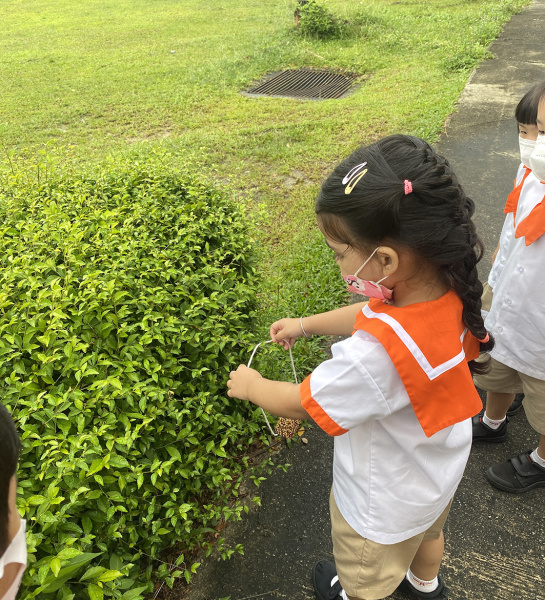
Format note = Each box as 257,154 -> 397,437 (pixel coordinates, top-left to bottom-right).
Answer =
247,340 -> 298,437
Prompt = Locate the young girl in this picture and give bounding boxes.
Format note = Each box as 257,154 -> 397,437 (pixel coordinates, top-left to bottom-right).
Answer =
227,134 -> 493,600
486,81 -> 540,301
0,403 -> 26,600
472,79 -> 545,493
474,82 -> 540,434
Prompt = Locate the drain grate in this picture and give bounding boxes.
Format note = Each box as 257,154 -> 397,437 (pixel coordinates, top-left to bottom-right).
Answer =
242,68 -> 361,100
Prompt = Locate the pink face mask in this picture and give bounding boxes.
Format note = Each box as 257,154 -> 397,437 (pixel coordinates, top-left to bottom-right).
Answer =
342,248 -> 393,301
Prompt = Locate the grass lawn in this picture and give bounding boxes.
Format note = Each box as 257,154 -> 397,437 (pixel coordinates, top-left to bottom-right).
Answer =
1,0 -> 531,262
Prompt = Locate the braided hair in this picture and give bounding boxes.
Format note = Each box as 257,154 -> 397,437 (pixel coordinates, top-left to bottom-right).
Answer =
316,134 -> 494,375
0,404 -> 21,556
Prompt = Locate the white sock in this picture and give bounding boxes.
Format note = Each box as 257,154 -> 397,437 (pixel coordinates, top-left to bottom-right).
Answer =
530,448 -> 545,468
407,569 -> 439,593
482,412 -> 506,429
330,575 -> 347,600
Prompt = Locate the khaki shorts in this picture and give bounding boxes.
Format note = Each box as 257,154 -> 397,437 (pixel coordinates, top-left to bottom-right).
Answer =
481,282 -> 494,313
475,283 -> 545,434
474,358 -> 545,434
330,490 -> 452,600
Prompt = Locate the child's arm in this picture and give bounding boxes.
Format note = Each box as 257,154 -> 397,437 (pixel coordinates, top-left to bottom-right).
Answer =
271,302 -> 367,349
227,365 -> 309,420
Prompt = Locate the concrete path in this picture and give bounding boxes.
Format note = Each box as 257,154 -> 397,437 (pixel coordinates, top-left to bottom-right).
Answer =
187,2 -> 545,599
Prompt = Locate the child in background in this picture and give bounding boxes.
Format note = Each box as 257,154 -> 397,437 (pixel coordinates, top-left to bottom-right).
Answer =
473,80 -> 545,493
475,83 -> 540,421
0,403 -> 26,600
487,82 -> 539,292
228,134 -> 492,600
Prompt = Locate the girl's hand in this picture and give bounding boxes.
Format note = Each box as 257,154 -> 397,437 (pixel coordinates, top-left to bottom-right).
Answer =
227,365 -> 263,401
270,318 -> 306,350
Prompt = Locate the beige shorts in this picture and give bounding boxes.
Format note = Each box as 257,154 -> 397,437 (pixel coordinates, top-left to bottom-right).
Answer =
330,490 -> 452,600
475,283 -> 545,434
481,282 -> 494,313
474,357 -> 545,434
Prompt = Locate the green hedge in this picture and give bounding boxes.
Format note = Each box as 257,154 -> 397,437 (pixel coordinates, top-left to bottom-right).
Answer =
0,161 -> 261,599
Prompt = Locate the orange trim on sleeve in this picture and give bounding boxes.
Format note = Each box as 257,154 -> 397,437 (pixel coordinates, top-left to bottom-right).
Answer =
300,375 -> 348,437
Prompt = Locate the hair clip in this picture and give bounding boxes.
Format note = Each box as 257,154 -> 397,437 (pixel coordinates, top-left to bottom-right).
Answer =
342,162 -> 368,195
404,180 -> 413,195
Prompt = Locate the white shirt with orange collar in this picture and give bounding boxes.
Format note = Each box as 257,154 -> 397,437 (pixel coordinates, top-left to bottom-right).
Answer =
485,169 -> 545,380
300,293 -> 480,545
488,163 -> 525,290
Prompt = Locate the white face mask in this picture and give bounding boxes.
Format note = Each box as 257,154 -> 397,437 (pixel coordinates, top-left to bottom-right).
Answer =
528,134 -> 545,182
0,519 -> 27,600
519,136 -> 536,168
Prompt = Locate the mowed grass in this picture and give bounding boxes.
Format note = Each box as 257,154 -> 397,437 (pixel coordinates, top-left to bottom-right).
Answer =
0,0 -> 531,317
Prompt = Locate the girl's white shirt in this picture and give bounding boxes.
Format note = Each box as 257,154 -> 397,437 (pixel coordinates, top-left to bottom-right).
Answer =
487,163 -> 525,291
305,332 -> 471,545
485,169 -> 545,379
0,519 -> 27,600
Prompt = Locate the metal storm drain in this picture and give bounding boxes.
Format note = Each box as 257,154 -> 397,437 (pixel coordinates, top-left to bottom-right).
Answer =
242,68 -> 361,100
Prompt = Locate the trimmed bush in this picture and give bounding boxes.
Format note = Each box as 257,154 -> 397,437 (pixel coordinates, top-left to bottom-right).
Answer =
0,161 -> 260,599
296,0 -> 345,39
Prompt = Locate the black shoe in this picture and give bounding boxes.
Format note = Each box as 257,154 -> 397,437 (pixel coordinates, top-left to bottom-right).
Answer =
486,450 -> 545,493
397,575 -> 449,598
506,393 -> 524,416
312,560 -> 343,600
471,414 -> 508,443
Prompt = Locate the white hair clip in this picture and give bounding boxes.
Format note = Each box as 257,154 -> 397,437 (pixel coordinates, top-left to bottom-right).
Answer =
342,162 -> 368,194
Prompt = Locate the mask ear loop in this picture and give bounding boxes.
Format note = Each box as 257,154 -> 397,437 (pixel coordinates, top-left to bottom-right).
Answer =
247,340 -> 299,437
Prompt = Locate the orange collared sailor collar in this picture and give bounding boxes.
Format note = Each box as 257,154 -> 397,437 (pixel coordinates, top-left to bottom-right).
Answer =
514,194 -> 545,245
504,168 -> 545,245
504,166 -> 531,224
354,290 -> 482,437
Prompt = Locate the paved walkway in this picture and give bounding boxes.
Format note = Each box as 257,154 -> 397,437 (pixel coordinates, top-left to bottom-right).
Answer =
187,2 -> 545,599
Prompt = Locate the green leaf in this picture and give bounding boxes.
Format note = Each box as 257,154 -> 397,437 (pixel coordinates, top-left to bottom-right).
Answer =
57,548 -> 82,561
120,586 -> 149,600
98,569 -> 123,583
88,458 -> 105,477
88,583 -> 104,600
50,557 -> 62,577
166,446 -> 181,461
80,566 -> 106,582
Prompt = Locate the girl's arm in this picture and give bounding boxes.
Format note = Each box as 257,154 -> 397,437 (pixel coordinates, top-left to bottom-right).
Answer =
271,302 -> 367,349
227,365 -> 309,420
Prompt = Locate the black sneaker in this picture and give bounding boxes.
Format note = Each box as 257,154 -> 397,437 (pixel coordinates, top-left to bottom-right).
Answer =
312,560 -> 343,600
506,393 -> 524,416
471,414 -> 508,443
397,575 -> 449,598
486,450 -> 545,493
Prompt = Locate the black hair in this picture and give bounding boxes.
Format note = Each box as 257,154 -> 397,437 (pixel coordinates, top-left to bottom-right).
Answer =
515,82 -> 541,125
0,404 -> 21,556
316,134 -> 494,375
529,80 -> 545,123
